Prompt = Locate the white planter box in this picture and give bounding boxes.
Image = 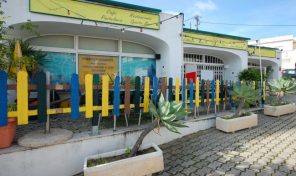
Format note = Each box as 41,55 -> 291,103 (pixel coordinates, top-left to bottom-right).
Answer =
216,114 -> 258,133
264,103 -> 296,117
84,143 -> 164,176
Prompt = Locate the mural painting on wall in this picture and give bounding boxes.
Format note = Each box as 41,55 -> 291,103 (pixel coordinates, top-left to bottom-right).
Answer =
121,57 -> 156,83
79,55 -> 118,84
38,51 -> 76,84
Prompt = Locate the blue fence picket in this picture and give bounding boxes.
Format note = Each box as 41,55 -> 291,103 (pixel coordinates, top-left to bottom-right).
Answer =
152,77 -> 158,105
189,79 -> 194,108
237,80 -> 241,87
182,78 -> 186,108
229,80 -> 233,106
211,80 -> 215,105
0,71 -> 7,127
71,74 -> 80,120
113,75 -> 120,116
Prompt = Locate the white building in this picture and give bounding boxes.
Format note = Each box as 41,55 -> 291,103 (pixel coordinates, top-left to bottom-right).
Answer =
3,0 -> 281,82
249,35 -> 295,70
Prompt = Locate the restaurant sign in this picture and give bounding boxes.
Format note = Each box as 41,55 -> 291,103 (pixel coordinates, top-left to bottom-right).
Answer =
184,32 -> 248,50
79,55 -> 118,84
248,46 -> 277,58
30,0 -> 160,29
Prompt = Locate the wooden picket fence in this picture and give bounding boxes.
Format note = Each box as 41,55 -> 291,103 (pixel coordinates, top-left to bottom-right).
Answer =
0,71 -> 266,128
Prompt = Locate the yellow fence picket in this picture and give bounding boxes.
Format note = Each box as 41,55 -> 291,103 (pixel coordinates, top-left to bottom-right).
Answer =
102,75 -> 109,117
253,81 -> 256,90
232,80 -> 236,101
85,74 -> 93,118
175,78 -> 180,103
215,80 -> 220,105
17,71 -> 28,125
143,77 -> 150,113
195,79 -> 199,107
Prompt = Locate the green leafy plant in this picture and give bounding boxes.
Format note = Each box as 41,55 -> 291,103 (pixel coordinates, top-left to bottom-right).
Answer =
268,78 -> 296,105
124,147 -> 131,156
231,85 -> 261,118
0,6 -> 10,71
7,40 -> 47,80
129,93 -> 188,157
0,3 -> 43,75
239,68 -> 266,81
282,75 -> 293,81
8,103 -> 16,112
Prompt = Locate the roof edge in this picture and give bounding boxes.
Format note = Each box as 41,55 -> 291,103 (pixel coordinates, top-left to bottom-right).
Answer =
80,0 -> 162,13
183,28 -> 250,41
248,45 -> 279,50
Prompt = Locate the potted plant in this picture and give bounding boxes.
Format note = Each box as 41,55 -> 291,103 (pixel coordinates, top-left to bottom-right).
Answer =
83,94 -> 187,176
0,104 -> 17,149
216,84 -> 261,133
264,78 -> 296,117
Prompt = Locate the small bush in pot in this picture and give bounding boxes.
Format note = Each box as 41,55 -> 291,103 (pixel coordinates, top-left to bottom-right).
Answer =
267,78 -> 296,106
216,85 -> 260,133
129,93 -> 188,157
228,84 -> 261,119
84,94 -> 188,176
264,78 -> 296,117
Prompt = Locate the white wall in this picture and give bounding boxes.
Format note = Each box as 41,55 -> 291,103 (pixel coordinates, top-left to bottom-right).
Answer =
3,0 -> 184,80
184,44 -> 248,80
0,118 -> 215,176
249,36 -> 292,70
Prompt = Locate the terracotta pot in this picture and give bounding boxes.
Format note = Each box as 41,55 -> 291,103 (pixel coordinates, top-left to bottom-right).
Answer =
0,118 -> 17,149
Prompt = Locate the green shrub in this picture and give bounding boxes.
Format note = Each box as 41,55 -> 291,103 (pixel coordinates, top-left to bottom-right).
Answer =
238,68 -> 266,81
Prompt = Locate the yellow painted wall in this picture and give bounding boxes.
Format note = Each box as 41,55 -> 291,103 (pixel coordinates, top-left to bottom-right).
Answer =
248,46 -> 277,58
30,0 -> 160,29
79,55 -> 118,85
184,32 -> 248,50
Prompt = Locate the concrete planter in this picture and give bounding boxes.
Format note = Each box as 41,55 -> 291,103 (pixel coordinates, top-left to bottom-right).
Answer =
84,143 -> 164,176
216,113 -> 258,133
264,103 -> 296,117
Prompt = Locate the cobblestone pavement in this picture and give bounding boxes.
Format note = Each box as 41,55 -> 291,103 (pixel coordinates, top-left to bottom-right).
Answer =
156,113 -> 296,176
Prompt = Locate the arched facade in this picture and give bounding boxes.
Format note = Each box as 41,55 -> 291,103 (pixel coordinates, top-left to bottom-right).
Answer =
184,53 -> 224,80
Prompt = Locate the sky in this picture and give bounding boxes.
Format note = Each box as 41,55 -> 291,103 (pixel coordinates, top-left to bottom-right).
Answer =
117,0 -> 296,40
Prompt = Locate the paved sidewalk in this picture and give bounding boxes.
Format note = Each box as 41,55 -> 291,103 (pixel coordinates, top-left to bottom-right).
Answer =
156,113 -> 296,176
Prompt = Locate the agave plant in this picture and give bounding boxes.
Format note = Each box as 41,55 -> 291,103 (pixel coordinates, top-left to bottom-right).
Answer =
232,84 -> 261,118
129,93 -> 187,157
268,78 -> 296,103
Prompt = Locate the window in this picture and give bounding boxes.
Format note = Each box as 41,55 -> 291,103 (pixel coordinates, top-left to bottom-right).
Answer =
121,57 -> 156,79
79,37 -> 118,52
27,35 -> 74,49
38,51 -> 76,84
122,41 -> 155,55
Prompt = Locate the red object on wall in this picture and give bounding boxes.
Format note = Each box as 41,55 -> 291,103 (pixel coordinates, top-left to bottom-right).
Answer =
185,72 -> 196,84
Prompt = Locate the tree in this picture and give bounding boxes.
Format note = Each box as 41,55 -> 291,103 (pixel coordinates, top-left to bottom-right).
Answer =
129,94 -> 188,157
231,85 -> 261,118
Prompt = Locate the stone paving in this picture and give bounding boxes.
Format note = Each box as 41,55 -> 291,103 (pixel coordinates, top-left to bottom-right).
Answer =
156,113 -> 296,176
